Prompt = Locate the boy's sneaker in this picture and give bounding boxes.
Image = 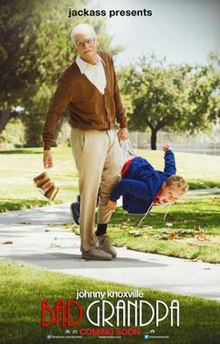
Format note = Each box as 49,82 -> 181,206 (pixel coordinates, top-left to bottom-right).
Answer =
70,194 -> 100,226
70,195 -> 80,225
97,234 -> 117,258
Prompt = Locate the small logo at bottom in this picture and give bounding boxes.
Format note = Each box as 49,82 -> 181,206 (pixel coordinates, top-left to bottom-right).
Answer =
144,334 -> 150,340
47,334 -> 51,340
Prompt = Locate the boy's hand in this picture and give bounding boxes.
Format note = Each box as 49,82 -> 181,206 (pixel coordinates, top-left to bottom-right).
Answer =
162,144 -> 171,152
107,200 -> 117,211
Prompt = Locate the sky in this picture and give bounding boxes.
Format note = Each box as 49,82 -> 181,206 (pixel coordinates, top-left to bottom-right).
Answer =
88,0 -> 220,67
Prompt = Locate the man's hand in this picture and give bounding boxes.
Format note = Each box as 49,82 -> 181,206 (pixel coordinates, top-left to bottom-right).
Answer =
107,200 -> 117,211
162,144 -> 171,152
118,128 -> 129,141
43,150 -> 53,169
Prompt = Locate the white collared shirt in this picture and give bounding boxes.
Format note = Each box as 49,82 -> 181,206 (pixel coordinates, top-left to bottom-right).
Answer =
76,55 -> 106,94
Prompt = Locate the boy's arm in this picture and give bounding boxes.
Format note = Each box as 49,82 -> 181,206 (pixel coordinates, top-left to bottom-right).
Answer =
110,179 -> 152,202
163,145 -> 176,175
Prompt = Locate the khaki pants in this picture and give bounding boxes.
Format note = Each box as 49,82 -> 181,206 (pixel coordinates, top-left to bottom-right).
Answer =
70,128 -> 123,252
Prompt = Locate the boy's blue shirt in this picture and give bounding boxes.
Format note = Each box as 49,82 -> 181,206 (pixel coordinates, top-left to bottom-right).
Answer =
110,150 -> 176,214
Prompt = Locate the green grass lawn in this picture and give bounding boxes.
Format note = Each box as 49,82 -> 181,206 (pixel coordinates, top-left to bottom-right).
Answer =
103,194 -> 220,263
1,149 -> 219,344
0,147 -> 78,212
0,147 -> 220,212
0,259 -> 219,344
0,147 -> 219,263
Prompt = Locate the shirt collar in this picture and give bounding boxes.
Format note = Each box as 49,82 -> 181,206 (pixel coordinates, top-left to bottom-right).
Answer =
76,54 -> 105,74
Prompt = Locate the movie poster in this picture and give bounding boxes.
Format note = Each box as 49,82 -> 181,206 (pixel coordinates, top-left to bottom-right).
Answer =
0,0 -> 220,344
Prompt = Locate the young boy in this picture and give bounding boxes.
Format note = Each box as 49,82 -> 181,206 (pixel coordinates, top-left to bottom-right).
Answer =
107,144 -> 188,214
71,144 -> 187,257
71,144 -> 188,222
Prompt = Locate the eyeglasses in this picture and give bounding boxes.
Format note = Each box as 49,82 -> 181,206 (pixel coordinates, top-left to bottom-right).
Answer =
75,38 -> 96,48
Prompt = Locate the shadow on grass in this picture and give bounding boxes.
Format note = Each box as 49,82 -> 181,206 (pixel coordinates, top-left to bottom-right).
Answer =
0,149 -> 42,154
111,200 -> 220,234
188,180 -> 220,189
0,199 -> 49,212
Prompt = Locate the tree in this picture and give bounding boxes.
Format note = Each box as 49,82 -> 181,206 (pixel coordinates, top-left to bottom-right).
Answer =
178,55 -> 220,134
119,56 -> 191,149
119,55 -> 220,149
0,0 -> 40,132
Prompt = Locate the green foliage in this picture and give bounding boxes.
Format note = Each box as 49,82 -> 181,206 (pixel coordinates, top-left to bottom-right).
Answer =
24,113 -> 46,147
0,0 -> 38,106
119,55 -> 220,149
0,118 -> 26,146
181,55 -> 220,132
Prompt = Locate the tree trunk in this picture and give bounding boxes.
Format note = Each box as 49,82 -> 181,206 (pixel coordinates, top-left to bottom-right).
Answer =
0,109 -> 11,132
150,129 -> 157,150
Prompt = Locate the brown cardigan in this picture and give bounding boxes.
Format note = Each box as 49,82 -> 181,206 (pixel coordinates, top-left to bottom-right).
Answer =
42,51 -> 127,150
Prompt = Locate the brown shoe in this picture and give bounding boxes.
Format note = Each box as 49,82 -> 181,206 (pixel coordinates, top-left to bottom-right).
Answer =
97,234 -> 117,258
81,247 -> 112,261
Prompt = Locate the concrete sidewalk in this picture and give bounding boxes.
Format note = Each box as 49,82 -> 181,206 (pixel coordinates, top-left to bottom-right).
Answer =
0,203 -> 220,301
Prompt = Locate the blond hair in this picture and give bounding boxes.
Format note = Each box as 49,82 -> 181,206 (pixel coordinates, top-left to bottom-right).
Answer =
166,175 -> 188,195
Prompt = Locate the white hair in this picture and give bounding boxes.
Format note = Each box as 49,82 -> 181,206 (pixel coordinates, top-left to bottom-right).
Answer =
70,24 -> 97,46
